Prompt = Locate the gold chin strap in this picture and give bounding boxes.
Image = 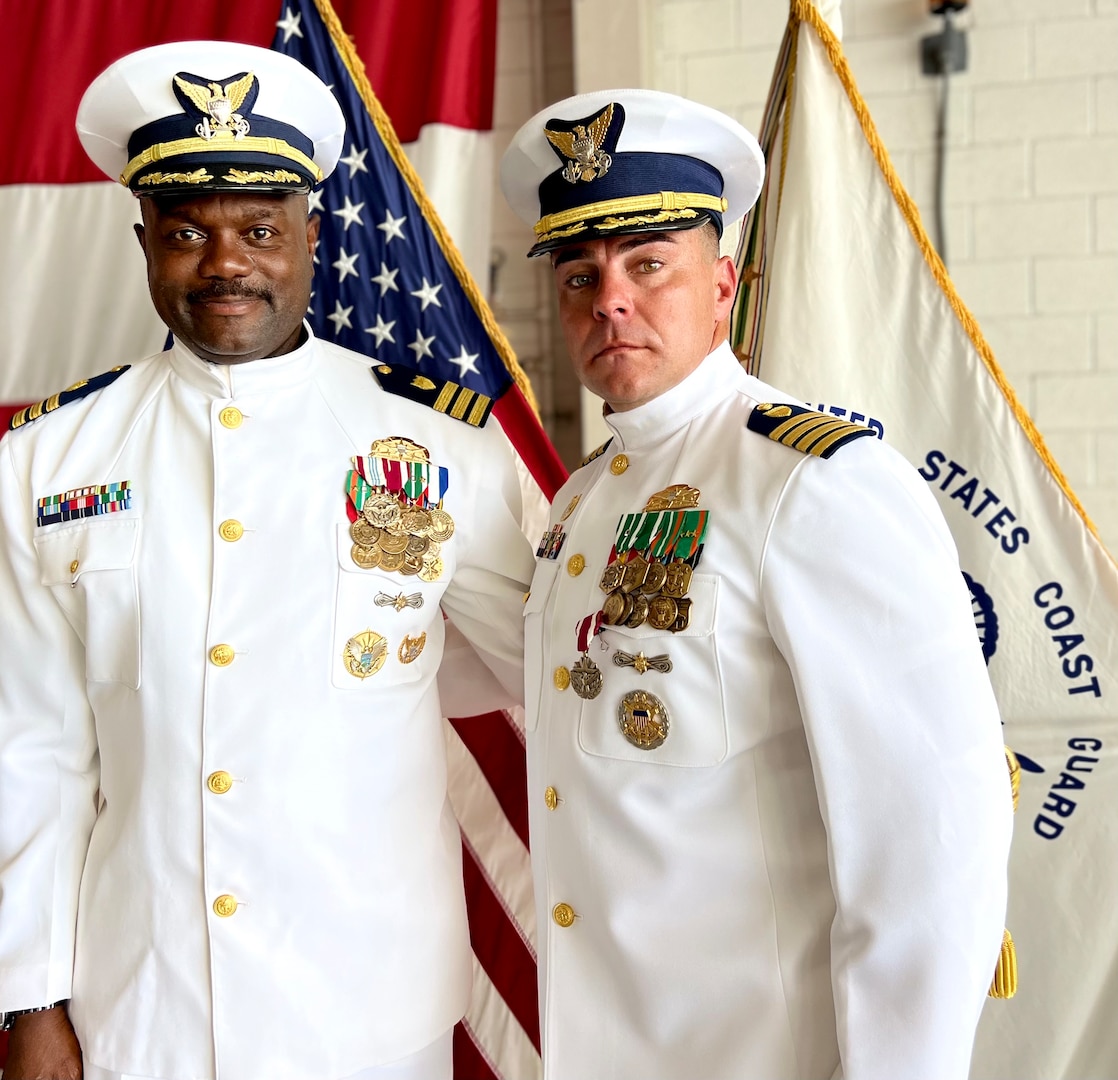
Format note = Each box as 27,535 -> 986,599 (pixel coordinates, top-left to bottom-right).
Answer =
533,189 -> 727,237
121,133 -> 321,186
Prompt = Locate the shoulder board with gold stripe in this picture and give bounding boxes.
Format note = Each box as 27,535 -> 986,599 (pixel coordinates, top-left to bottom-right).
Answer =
370,364 -> 494,428
8,366 -> 131,432
578,438 -> 612,468
746,402 -> 874,458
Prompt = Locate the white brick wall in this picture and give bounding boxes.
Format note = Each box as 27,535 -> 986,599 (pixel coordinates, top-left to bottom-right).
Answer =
582,0 -> 1118,554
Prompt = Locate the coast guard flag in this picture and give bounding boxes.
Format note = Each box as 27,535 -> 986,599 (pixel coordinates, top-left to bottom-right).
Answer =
735,3 -> 1118,1077
0,1 -> 559,1077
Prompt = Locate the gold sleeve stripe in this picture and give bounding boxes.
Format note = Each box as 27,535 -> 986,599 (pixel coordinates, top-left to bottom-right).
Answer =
433,382 -> 457,413
467,396 -> 490,427
449,387 -> 476,420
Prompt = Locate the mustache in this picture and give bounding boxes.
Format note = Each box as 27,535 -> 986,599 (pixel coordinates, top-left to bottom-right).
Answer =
187,282 -> 274,304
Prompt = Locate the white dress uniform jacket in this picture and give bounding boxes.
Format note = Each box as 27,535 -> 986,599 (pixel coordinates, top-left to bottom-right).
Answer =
0,331 -> 535,1080
523,344 -> 1012,1080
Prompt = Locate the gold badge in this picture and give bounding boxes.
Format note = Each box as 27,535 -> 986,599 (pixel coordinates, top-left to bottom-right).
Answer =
173,72 -> 254,140
614,650 -> 673,675
560,494 -> 581,521
376,591 -> 423,612
343,630 -> 388,679
618,690 -> 670,750
544,102 -> 615,184
643,484 -> 702,512
369,436 -> 430,462
398,632 -> 427,664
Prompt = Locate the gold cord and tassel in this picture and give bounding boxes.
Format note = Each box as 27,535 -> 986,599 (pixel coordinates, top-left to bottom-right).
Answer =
988,746 -> 1020,999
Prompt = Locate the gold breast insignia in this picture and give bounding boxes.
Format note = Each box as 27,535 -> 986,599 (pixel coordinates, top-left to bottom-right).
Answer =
618,689 -> 670,750
343,630 -> 387,679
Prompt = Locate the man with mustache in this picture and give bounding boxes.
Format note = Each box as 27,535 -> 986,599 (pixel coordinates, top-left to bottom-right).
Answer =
0,42 -> 534,1080
502,89 -> 1013,1079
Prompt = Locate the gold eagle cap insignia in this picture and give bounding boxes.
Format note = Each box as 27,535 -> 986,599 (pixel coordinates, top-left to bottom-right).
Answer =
174,71 -> 255,140
545,102 -> 615,184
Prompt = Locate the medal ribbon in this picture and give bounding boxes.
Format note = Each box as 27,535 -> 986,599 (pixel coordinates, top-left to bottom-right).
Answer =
672,509 -> 709,563
356,457 -> 449,509
346,468 -> 374,513
576,610 -> 604,652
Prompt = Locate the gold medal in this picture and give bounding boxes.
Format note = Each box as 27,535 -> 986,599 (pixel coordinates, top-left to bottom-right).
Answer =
419,555 -> 444,582
399,506 -> 432,535
427,508 -> 456,542
620,553 -> 650,594
670,597 -> 693,633
343,630 -> 388,679
624,595 -> 650,629
380,548 -> 406,572
398,632 -> 426,664
599,560 -> 625,593
570,654 -> 603,700
406,533 -> 430,556
646,594 -> 678,631
400,552 -> 423,576
602,590 -> 630,626
362,493 -> 401,529
560,494 -> 581,521
641,560 -> 668,595
661,559 -> 693,599
379,531 -> 409,555
618,689 -> 670,750
351,543 -> 383,570
350,519 -> 382,547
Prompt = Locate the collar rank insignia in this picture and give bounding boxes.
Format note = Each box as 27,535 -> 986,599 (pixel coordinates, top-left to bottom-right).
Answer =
747,402 -> 875,459
8,366 -> 130,432
173,71 -> 257,141
544,102 -> 617,184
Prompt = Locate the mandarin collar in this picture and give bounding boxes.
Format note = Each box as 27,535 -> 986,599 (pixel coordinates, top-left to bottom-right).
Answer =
603,342 -> 748,451
167,322 -> 319,398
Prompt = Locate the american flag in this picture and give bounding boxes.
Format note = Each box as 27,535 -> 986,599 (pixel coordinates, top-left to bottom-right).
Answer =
273,2 -> 561,1076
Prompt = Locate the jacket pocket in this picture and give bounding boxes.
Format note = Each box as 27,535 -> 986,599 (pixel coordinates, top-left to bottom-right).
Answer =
578,573 -> 727,766
35,518 -> 141,687
332,523 -> 439,691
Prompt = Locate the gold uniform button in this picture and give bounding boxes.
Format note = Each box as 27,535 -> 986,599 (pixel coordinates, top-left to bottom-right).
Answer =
566,554 -> 586,577
219,406 -> 243,429
69,559 -> 80,575
213,894 -> 238,918
209,644 -> 235,667
553,666 -> 571,691
552,902 -> 577,928
610,453 -> 629,475
544,786 -> 559,810
219,519 -> 244,542
207,770 -> 234,795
